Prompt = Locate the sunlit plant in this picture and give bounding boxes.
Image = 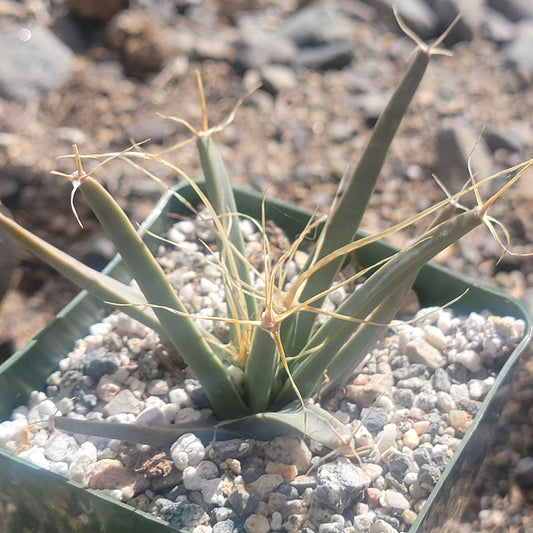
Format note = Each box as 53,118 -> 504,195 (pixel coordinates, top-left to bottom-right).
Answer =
0,13 -> 531,449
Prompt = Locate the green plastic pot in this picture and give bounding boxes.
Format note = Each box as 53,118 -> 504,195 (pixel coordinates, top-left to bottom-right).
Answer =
0,182 -> 531,532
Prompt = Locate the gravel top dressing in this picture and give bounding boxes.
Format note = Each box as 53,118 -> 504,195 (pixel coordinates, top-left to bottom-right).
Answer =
0,214 -> 525,533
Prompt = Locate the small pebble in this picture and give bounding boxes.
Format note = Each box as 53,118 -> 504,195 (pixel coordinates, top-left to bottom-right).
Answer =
265,461 -> 298,482
403,428 -> 420,448
44,432 -> 78,462
244,514 -> 270,533
0,419 -> 26,447
170,433 -> 205,470
488,315 -> 524,343
448,410 -> 472,435
376,424 -> 398,454
28,399 -> 57,423
353,424 -> 374,448
404,472 -> 418,486
431,368 -> 451,392
271,511 -> 283,530
402,509 -> 418,525
318,522 -> 345,533
418,464 -> 441,488
83,347 -> 120,382
353,512 -> 375,531
168,387 -> 192,407
387,453 -> 412,481
346,374 -> 393,407
380,489 -> 410,510
96,379 -> 121,402
405,338 -> 446,370
412,390 -> 438,412
18,447 -> 50,469
468,378 -> 493,400
413,421 -> 430,435
174,406 -> 205,423
89,322 -> 113,337
135,406 -> 165,426
264,436 -> 312,472
366,487 -> 381,508
183,464 -> 214,490
146,379 -> 169,396
68,441 -> 98,483
362,463 -> 383,482
201,477 -> 226,506
104,389 -> 143,416
361,406 -> 390,432
370,518 -> 399,533
455,349 -> 482,373
449,384 -> 469,402
436,391 -> 456,413
89,459 -> 150,500
248,474 -> 284,499
423,325 -> 447,350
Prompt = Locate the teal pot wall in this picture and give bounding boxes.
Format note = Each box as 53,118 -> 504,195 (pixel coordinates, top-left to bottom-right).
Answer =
0,182 -> 531,532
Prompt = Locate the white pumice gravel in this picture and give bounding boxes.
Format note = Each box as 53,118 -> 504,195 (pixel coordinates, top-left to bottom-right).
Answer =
0,214 -> 526,532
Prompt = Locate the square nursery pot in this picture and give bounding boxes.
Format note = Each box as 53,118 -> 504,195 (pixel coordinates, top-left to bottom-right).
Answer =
0,182 -> 531,533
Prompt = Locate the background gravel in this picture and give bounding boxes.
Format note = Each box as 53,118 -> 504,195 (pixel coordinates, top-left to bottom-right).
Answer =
0,0 -> 532,531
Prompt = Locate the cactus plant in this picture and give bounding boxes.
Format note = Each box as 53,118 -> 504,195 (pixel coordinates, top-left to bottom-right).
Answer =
0,15 -> 531,449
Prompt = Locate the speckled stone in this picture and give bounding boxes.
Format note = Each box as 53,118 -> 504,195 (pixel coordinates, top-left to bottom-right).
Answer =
417,464 -> 441,488
431,368 -> 451,392
380,489 -> 410,510
170,433 -> 205,470
88,459 -> 149,499
392,388 -> 414,408
387,453 -> 412,481
405,338 -> 446,370
361,406 -> 390,432
211,439 -> 255,461
103,389 -> 143,416
314,458 -> 370,513
265,461 -> 298,482
248,473 -> 284,499
154,497 -> 209,528
263,435 -> 312,472
402,428 -> 420,448
448,409 -> 473,435
244,513 -> 270,533
83,347 -> 120,382
370,518 -> 399,532
346,374 -> 393,407
228,483 -> 258,517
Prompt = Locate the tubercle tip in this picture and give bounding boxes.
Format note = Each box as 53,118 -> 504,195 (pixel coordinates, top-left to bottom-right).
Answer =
69,145 -> 86,228
68,144 -> 88,183
393,2 -> 466,58
479,158 -> 533,218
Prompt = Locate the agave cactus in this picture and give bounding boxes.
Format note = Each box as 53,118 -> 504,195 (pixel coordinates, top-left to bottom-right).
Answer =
0,16 -> 531,449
